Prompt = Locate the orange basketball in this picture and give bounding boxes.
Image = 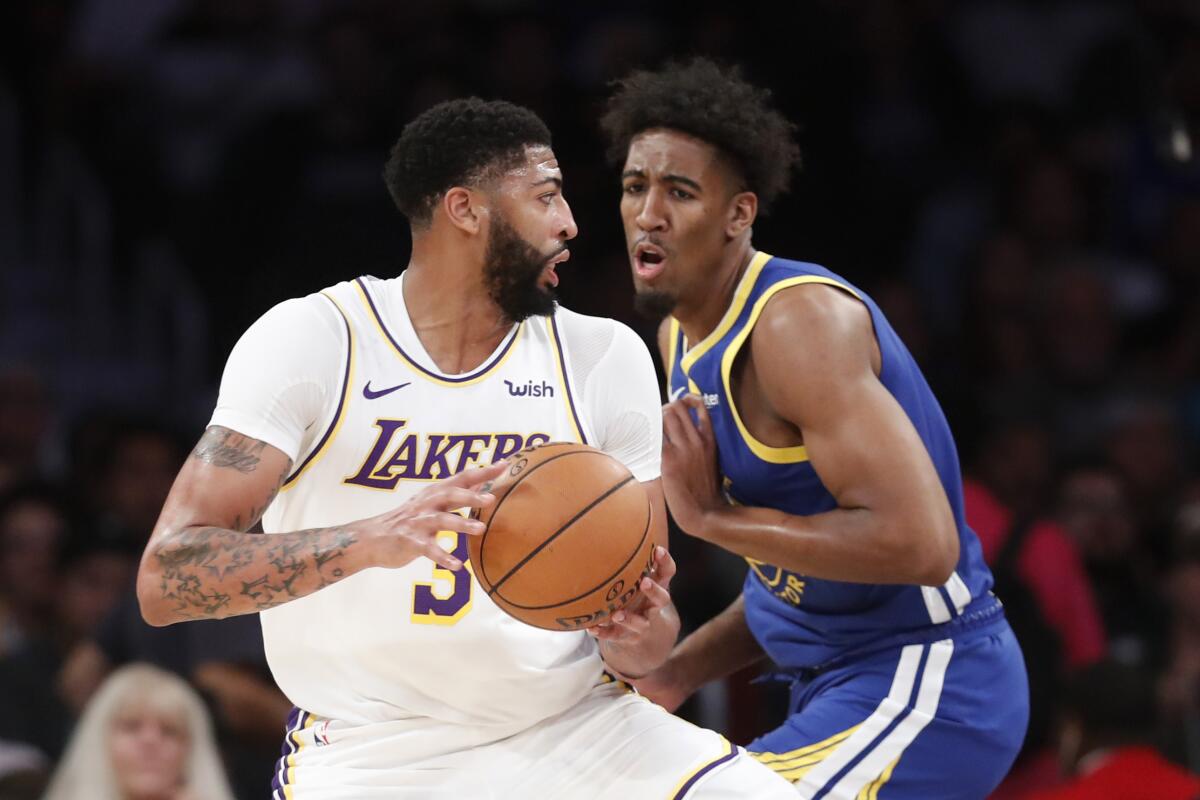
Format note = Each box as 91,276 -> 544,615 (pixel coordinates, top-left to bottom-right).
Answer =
469,442 -> 655,631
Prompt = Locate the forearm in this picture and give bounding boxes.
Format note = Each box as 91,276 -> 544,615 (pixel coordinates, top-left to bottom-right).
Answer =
599,601 -> 680,679
138,524 -> 365,626
663,594 -> 764,691
696,505 -> 954,585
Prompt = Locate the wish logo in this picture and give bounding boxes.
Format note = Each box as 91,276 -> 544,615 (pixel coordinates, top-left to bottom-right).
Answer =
505,379 -> 555,398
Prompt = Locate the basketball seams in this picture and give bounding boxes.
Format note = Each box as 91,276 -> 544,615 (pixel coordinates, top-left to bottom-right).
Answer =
494,492 -> 652,610
473,445 -> 608,589
486,472 -> 637,594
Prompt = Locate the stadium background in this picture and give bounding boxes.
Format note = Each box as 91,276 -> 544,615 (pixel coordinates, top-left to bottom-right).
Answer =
1,0 -> 1198,797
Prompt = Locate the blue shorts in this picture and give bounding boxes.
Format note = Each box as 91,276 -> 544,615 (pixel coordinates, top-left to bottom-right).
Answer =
748,614 -> 1028,799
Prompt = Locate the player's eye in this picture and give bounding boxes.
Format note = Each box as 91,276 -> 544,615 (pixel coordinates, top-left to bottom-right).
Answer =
623,182 -> 644,195
539,192 -> 558,205
670,187 -> 694,200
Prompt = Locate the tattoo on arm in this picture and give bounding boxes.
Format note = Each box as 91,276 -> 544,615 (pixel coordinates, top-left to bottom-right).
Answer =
154,526 -> 358,619
192,426 -> 268,473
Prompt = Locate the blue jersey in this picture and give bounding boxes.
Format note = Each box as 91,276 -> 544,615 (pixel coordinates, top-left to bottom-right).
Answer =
666,252 -> 995,669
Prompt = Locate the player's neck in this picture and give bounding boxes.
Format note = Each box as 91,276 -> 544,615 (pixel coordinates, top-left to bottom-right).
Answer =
676,244 -> 755,346
402,244 -> 513,375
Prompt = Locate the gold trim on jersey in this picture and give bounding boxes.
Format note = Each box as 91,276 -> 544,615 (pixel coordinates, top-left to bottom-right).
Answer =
751,724 -> 860,781
665,317 -> 680,396
545,316 -> 586,444
859,756 -> 899,799
678,250 -> 771,374
354,279 -> 523,387
283,712 -> 316,799
281,293 -> 356,491
719,275 -> 863,464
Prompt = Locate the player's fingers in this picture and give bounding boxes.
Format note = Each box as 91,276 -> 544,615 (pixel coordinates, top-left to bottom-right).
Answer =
638,575 -> 672,608
662,403 -> 698,450
668,402 -> 705,451
440,460 -> 509,489
650,545 -> 677,587
422,541 -> 464,571
679,394 -> 713,441
412,512 -> 486,537
610,609 -> 650,635
424,486 -> 496,513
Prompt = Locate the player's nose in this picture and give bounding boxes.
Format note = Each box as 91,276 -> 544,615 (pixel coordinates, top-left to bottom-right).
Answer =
635,188 -> 667,232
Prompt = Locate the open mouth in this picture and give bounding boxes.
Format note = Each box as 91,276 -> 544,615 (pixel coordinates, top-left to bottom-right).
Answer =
633,243 -> 668,281
542,249 -> 570,287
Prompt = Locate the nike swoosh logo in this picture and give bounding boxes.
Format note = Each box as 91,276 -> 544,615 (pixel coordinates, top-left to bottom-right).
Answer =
362,381 -> 411,400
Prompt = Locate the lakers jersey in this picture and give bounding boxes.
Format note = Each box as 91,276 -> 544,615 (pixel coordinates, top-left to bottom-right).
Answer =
666,252 -> 995,669
209,273 -> 662,729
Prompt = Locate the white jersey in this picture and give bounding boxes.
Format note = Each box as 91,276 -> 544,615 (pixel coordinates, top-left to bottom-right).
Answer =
209,273 -> 663,730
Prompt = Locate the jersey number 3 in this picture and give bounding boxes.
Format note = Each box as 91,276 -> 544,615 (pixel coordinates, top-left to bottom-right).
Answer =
411,531 -> 472,625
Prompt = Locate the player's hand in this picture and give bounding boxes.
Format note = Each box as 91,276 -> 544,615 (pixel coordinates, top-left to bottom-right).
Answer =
586,546 -> 676,644
351,460 -> 508,571
662,393 -> 723,538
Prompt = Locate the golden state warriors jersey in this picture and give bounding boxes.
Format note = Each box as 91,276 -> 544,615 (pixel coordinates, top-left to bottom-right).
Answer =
666,253 -> 996,669
254,274 -> 654,729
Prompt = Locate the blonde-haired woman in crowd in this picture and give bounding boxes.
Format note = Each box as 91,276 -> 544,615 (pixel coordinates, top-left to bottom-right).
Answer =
44,663 -> 235,800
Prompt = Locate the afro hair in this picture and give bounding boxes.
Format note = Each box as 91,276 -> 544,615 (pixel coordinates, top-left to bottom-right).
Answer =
600,58 -> 800,213
384,98 -> 552,227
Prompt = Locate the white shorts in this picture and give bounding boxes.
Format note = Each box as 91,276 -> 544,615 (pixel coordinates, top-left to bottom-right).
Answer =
271,680 -> 795,799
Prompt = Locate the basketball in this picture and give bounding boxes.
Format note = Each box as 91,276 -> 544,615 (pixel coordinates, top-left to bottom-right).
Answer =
468,442 -> 655,631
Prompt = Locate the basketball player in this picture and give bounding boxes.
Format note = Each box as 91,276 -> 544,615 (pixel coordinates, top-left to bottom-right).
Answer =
602,60 -> 1030,798
135,98 -> 794,798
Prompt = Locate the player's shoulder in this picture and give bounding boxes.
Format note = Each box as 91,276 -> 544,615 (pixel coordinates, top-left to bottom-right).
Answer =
246,278 -> 369,341
755,260 -> 870,346
552,305 -> 649,358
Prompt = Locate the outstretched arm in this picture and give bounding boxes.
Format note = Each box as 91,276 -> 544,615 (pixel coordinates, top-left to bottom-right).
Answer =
661,284 -> 959,585
138,426 -> 505,626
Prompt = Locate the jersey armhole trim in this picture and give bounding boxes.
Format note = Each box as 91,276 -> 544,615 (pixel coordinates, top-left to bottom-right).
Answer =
281,293 -> 355,490
547,315 -> 588,445
668,736 -> 738,799
679,250 -> 772,373
354,277 -> 523,387
719,276 -> 864,465
665,317 -> 680,396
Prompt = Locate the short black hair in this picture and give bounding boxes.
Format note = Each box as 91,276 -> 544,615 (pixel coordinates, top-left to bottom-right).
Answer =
384,98 -> 553,228
600,58 -> 800,213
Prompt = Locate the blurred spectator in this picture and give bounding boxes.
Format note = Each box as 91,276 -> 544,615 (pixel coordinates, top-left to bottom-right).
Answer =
1057,463 -> 1167,668
1159,536 -> 1200,770
59,586 -> 289,798
1103,396 -> 1188,555
43,663 -> 235,800
0,367 -> 52,493
1028,660 -> 1200,800
0,482 -> 70,656
73,419 -> 186,546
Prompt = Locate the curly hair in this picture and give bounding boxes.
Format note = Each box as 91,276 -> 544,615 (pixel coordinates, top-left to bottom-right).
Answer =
600,58 -> 800,213
384,98 -> 552,227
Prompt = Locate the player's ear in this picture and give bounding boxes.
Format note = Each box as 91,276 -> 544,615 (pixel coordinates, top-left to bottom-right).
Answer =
442,186 -> 483,235
726,191 -> 757,238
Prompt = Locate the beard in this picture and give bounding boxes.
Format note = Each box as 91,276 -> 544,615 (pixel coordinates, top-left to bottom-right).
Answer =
633,288 -> 678,319
484,214 -> 559,322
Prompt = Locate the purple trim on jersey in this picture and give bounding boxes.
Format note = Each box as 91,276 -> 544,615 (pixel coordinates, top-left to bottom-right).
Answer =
356,277 -> 521,383
672,741 -> 739,799
283,296 -> 352,486
549,314 -> 588,444
272,707 -> 307,799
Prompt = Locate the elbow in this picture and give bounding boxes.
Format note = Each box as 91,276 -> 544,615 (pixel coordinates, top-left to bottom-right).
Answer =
136,562 -> 174,627
914,517 -> 960,586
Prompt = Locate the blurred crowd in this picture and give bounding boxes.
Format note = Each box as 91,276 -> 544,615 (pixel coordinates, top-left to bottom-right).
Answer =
1,0 -> 1199,797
